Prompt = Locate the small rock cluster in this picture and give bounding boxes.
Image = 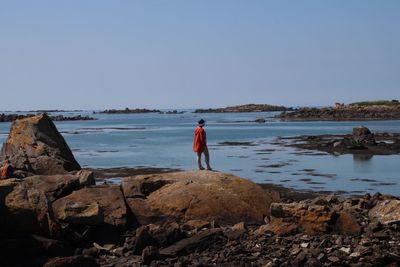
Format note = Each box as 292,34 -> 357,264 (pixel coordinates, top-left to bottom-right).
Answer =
280,126 -> 400,156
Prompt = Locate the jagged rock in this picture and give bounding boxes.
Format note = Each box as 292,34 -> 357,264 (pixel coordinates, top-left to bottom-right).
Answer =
133,225 -> 155,255
0,178 -> 20,210
148,221 -> 184,247
52,185 -> 127,228
122,171 -> 277,226
43,255 -> 98,267
352,126 -> 376,145
159,228 -> 224,257
142,246 -> 159,265
334,211 -> 361,235
267,202 -> 334,235
369,199 -> 400,225
4,174 -> 94,235
0,113 -> 81,176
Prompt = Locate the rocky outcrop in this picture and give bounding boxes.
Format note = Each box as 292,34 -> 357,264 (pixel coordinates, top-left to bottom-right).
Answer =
0,113 -> 81,176
3,171 -> 94,235
278,127 -> 400,155
0,113 -> 96,122
194,104 -> 291,113
266,202 -> 335,235
277,104 -> 400,121
97,108 -> 161,114
122,171 -> 279,226
369,199 -> 400,225
52,185 -> 127,228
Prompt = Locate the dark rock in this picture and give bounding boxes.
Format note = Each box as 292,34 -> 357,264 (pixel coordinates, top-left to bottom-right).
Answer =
149,221 -> 184,247
194,104 -> 291,113
352,126 -> 376,146
159,228 -> 224,257
133,225 -> 155,255
141,246 -> 159,265
52,185 -> 127,228
4,174 -> 93,235
43,255 -> 99,267
98,108 -> 161,114
334,212 -> 361,235
0,114 -> 81,176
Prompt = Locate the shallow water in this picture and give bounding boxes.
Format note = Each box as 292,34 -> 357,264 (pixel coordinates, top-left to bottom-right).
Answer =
0,111 -> 399,195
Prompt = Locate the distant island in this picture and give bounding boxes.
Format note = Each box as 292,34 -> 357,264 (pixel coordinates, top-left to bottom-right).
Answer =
96,108 -> 161,114
277,100 -> 400,121
194,104 -> 292,113
0,113 -> 96,122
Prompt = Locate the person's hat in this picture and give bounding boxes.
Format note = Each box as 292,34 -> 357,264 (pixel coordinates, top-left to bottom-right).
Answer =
198,119 -> 206,125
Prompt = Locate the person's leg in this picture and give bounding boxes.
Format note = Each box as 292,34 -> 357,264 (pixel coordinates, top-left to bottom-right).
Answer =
196,152 -> 204,170
204,146 -> 212,170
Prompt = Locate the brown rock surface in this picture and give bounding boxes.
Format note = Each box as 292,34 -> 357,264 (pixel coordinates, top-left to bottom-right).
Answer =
267,202 -> 335,235
334,211 -> 361,235
122,171 -> 278,226
43,255 -> 99,267
369,199 -> 400,225
52,185 -> 127,227
0,113 -> 81,176
4,173 -> 94,235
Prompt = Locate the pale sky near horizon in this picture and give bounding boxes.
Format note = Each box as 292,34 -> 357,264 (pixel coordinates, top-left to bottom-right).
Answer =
0,1 -> 399,110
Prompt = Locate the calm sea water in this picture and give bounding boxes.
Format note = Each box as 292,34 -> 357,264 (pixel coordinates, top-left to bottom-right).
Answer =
0,111 -> 399,195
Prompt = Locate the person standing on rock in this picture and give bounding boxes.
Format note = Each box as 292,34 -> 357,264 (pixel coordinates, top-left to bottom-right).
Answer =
193,119 -> 212,170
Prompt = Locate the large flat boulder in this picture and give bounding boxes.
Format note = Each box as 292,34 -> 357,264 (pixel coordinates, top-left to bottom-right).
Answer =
122,171 -> 278,226
3,172 -> 94,235
52,185 -> 127,228
0,113 -> 81,176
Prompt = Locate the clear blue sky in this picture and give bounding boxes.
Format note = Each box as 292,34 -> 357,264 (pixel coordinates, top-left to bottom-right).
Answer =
0,1 -> 399,110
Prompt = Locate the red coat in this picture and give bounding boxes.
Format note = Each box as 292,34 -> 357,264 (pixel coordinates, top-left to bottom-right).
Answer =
193,126 -> 207,152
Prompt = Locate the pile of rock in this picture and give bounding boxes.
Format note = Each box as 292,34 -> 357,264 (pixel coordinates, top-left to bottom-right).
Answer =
95,193 -> 400,267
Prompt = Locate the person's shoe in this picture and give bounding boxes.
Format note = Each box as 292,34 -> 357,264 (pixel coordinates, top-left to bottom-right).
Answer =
206,167 -> 212,171
198,166 -> 205,170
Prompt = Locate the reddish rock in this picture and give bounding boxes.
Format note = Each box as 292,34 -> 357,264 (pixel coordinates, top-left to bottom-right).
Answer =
267,202 -> 335,235
4,173 -> 94,235
334,211 -> 361,235
52,185 -> 127,227
0,113 -> 81,176
122,171 -> 277,226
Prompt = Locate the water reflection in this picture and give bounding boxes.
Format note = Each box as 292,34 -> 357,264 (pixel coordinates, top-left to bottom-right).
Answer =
353,154 -> 374,173
353,154 -> 374,161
